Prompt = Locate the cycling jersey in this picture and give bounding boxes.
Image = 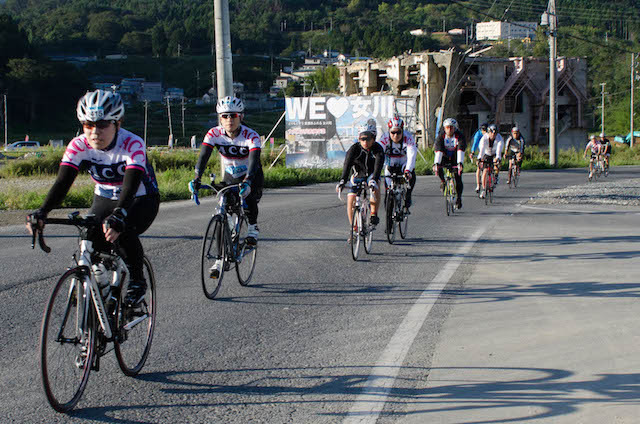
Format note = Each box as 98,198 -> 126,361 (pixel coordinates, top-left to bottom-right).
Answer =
601,139 -> 612,155
586,140 -> 601,155
61,128 -> 158,200
506,135 -> 525,154
471,129 -> 483,153
202,124 -> 261,179
434,130 -> 467,167
378,130 -> 417,175
477,133 -> 504,159
340,141 -> 385,183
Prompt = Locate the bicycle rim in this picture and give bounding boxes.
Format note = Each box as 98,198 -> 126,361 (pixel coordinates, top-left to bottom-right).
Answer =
449,181 -> 456,215
200,216 -> 225,299
363,207 -> 373,254
350,208 -> 361,260
40,269 -> 94,412
489,188 -> 493,203
115,256 -> 156,376
513,167 -> 519,188
386,194 -> 395,244
445,185 -> 451,216
235,215 -> 257,286
399,202 -> 408,239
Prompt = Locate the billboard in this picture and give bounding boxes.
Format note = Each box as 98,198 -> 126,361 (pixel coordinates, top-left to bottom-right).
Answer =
285,96 -> 416,168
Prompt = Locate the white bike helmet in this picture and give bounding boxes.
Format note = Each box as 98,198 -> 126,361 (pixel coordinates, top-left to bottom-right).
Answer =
388,116 -> 404,130
488,124 -> 497,133
443,118 -> 458,129
216,96 -> 245,113
77,90 -> 124,122
358,121 -> 376,137
512,126 -> 520,133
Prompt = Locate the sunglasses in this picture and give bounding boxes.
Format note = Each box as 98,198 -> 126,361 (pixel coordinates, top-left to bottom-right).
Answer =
220,113 -> 240,119
359,136 -> 372,141
390,130 -> 402,135
82,120 -> 113,130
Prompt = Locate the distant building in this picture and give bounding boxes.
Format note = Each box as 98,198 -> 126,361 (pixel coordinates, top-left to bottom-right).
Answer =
476,21 -> 537,40
164,87 -> 185,100
140,82 -> 163,102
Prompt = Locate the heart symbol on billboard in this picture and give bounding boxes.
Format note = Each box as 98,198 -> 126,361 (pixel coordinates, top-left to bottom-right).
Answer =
326,97 -> 349,119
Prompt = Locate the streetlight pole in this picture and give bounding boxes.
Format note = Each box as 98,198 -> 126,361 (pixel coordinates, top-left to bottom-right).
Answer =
3,93 -> 7,150
631,54 -> 636,147
600,82 -> 606,136
548,0 -> 558,166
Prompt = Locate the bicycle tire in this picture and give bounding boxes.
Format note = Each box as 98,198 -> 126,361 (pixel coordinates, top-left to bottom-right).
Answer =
115,256 -> 156,376
386,193 -> 395,244
449,179 -> 456,215
350,207 -> 361,261
200,215 -> 225,299
399,197 -> 408,239
40,268 -> 94,413
363,201 -> 373,254
235,214 -> 257,286
489,187 -> 493,203
513,166 -> 519,188
445,184 -> 451,216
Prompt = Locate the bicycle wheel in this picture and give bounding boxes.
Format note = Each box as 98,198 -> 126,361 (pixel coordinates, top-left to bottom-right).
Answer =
115,256 -> 156,376
386,193 -> 395,244
444,184 -> 451,216
489,187 -> 493,203
449,180 -> 456,215
513,166 -> 519,188
350,207 -> 361,261
235,214 -> 257,286
399,196 -> 409,239
200,215 -> 225,299
40,268 -> 95,412
363,206 -> 373,254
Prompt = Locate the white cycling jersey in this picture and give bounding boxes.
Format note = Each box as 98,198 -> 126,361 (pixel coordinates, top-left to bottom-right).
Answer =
61,128 -> 157,200
586,140 -> 601,155
378,130 -> 417,175
203,124 -> 261,179
477,133 -> 504,159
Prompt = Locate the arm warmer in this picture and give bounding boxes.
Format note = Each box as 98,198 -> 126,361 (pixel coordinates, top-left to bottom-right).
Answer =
246,148 -> 261,181
194,144 -> 214,178
434,151 -> 443,164
372,146 -> 385,181
405,142 -> 417,172
40,165 -> 78,213
340,145 -> 356,182
116,168 -> 144,210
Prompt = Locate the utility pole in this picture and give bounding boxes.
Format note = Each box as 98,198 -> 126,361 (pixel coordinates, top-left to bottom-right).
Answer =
3,93 -> 7,150
632,54 -> 637,147
181,97 -> 186,138
166,97 -> 173,145
214,0 -> 233,99
196,69 -> 200,97
600,82 -> 606,137
143,100 -> 148,143
547,0 -> 558,166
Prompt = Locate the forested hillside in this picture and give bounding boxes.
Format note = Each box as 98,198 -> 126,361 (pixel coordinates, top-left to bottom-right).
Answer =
1,0 -> 640,135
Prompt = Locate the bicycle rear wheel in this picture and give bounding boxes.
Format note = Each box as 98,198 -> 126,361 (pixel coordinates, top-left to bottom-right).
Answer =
445,186 -> 451,216
115,256 -> 156,376
350,207 -> 361,261
513,166 -> 519,188
399,197 -> 409,239
40,268 -> 94,412
386,194 -> 395,244
235,214 -> 257,286
200,215 -> 225,299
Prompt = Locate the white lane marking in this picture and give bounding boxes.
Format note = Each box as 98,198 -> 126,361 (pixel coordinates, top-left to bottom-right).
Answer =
344,222 -> 493,424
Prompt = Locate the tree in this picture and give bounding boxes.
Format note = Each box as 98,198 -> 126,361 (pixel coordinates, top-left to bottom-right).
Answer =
120,31 -> 152,54
0,14 -> 31,70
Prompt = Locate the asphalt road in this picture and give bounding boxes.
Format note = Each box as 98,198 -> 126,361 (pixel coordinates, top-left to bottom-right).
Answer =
1,166 -> 638,423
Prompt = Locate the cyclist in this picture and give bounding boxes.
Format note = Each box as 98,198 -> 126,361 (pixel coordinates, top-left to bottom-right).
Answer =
600,132 -> 611,171
477,124 -> 504,199
26,89 -> 160,307
336,121 -> 385,239
191,96 -> 262,246
378,116 -> 417,212
503,126 -> 525,185
433,118 -> 466,209
469,122 -> 487,193
583,134 -> 602,179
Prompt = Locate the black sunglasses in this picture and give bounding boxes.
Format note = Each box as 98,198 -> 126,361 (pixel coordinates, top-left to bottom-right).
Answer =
390,130 -> 402,135
220,113 -> 240,119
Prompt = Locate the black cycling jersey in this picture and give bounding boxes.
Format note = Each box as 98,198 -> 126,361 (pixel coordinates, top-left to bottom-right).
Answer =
340,142 -> 385,182
601,138 -> 612,155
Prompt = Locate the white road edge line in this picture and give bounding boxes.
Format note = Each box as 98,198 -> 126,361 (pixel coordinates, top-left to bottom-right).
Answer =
519,204 -> 606,214
343,221 -> 494,424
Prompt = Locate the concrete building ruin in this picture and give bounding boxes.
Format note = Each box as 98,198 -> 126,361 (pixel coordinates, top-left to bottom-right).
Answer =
339,50 -> 588,150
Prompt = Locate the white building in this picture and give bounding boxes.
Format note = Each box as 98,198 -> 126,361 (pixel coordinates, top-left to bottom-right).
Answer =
476,21 -> 537,41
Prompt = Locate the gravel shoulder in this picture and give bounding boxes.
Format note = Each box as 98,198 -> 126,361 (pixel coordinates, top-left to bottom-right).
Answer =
528,177 -> 640,206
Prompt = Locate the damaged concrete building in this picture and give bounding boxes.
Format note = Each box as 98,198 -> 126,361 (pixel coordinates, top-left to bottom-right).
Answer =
339,49 -> 588,150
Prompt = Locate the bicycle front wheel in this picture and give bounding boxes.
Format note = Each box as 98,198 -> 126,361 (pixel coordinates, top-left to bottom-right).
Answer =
363,202 -> 373,254
399,199 -> 409,239
40,268 -> 95,413
513,166 -> 519,188
115,256 -> 156,376
200,215 -> 225,299
445,187 -> 451,216
350,207 -> 361,261
235,214 -> 257,286
386,194 -> 396,244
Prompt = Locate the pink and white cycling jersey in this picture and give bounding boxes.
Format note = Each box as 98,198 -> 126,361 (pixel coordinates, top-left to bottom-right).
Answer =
377,130 -> 417,173
61,128 -> 157,200
586,140 -> 601,154
203,125 -> 261,179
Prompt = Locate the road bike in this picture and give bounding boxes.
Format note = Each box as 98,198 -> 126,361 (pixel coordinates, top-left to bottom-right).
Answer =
442,166 -> 458,216
480,160 -> 494,205
190,175 -> 257,299
30,213 -> 156,413
339,180 -> 374,261
507,155 -> 521,189
385,172 -> 409,243
588,156 -> 602,182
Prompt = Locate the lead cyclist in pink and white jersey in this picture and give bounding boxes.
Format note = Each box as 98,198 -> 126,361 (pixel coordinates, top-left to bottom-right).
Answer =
378,116 -> 417,211
26,89 -> 160,306
191,96 -> 263,245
